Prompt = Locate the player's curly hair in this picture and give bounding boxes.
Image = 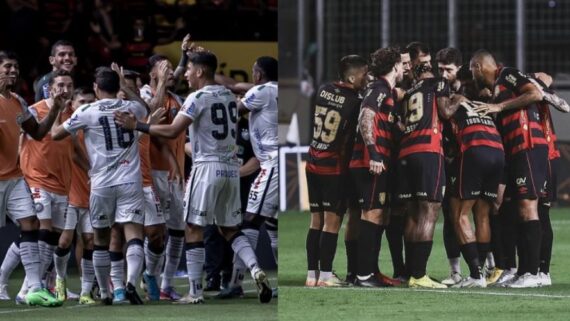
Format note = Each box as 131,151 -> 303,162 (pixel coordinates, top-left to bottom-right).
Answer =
369,47 -> 401,77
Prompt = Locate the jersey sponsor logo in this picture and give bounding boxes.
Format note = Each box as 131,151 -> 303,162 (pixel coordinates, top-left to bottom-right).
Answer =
471,191 -> 481,196
319,90 -> 346,105
124,209 -> 142,215
484,191 -> 498,198
34,202 -> 44,213
185,102 -> 196,115
450,176 -> 457,185
376,93 -> 386,106
231,209 -> 241,217
244,93 -> 257,105
416,192 -> 427,197
215,169 -> 238,178
240,128 -> 250,141
516,177 -> 527,186
506,74 -> 517,87
190,206 -> 207,217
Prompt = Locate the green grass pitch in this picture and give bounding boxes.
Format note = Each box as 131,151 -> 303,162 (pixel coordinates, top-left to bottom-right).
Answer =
0,270 -> 276,321
279,208 -> 570,321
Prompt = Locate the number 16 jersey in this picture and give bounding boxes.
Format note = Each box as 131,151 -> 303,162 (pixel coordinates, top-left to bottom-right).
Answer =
179,85 -> 239,164
63,98 -> 147,188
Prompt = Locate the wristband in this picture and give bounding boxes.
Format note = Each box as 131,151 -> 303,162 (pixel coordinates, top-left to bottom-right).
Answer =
366,144 -> 382,162
178,51 -> 189,68
135,121 -> 150,133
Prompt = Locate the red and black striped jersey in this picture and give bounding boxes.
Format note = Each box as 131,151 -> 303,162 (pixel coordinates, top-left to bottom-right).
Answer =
398,77 -> 450,159
493,67 -> 547,155
349,77 -> 397,169
530,77 -> 560,161
449,101 -> 503,153
306,82 -> 361,175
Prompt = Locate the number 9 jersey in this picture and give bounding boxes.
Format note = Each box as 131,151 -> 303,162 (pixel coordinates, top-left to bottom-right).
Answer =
63,98 -> 148,188
180,84 -> 239,164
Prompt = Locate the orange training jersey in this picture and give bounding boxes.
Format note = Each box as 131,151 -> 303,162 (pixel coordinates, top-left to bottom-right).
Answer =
0,93 -> 25,180
20,100 -> 73,195
150,92 -> 185,175
139,133 -> 153,187
68,132 -> 90,208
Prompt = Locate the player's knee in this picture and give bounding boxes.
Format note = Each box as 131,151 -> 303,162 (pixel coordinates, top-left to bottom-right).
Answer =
82,234 -> 94,250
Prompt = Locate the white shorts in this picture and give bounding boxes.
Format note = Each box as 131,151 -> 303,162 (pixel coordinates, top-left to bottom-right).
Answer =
0,177 -> 36,227
151,170 -> 170,214
30,187 -> 69,230
144,186 -> 165,227
65,205 -> 93,234
90,182 -> 145,228
246,163 -> 279,219
184,162 -> 242,227
167,182 -> 186,230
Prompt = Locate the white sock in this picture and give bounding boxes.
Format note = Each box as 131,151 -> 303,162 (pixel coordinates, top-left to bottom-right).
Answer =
93,249 -> 111,299
231,234 -> 260,279
319,271 -> 332,280
242,228 -> 260,250
53,247 -> 71,279
38,240 -> 56,278
486,252 -> 495,269
110,252 -> 125,291
185,243 -> 205,298
160,234 -> 184,290
144,241 -> 164,277
81,255 -> 95,296
307,270 -> 317,279
126,239 -> 144,286
450,257 -> 461,274
229,256 -> 246,288
20,235 -> 42,291
0,242 -> 21,285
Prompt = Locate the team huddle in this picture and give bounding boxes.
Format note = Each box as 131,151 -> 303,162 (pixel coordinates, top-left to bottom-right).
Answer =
0,36 -> 278,307
305,42 -> 569,289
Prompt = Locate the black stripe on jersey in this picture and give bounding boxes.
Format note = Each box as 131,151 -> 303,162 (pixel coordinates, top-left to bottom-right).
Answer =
400,136 -> 432,149
307,156 -> 339,168
351,149 -> 364,161
531,128 -> 545,138
461,131 -> 502,144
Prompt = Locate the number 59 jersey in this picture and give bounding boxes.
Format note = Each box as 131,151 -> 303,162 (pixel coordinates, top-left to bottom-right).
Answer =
307,82 -> 361,175
63,98 -> 147,188
179,85 -> 239,164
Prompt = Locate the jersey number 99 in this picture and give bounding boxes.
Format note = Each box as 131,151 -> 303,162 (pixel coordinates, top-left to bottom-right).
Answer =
211,101 -> 238,140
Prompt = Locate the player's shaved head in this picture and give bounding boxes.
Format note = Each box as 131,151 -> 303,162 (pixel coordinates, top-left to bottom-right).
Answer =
470,49 -> 497,68
469,49 -> 498,89
338,55 -> 367,81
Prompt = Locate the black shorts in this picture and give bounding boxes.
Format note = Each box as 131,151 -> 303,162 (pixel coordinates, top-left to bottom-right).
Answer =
396,152 -> 446,202
506,146 -> 548,200
452,146 -> 505,201
445,157 -> 459,198
350,167 -> 389,211
541,157 -> 560,204
306,171 -> 347,214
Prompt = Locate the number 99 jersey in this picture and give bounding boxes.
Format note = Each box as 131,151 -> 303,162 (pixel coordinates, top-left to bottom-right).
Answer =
63,98 -> 148,188
306,82 -> 361,175
179,84 -> 239,164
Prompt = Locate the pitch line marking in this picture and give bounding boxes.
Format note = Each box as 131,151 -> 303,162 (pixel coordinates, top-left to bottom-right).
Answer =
288,286 -> 570,299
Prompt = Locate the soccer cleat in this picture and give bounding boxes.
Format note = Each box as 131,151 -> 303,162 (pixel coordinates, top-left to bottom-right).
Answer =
125,282 -> 144,305
66,288 -> 79,300
543,91 -> 570,113
453,275 -> 487,288
376,272 -> 400,287
305,276 -> 318,287
215,286 -> 245,299
101,296 -> 113,305
272,287 -> 278,298
355,274 -> 387,288
204,278 -> 221,292
160,286 -> 182,301
141,272 -> 160,301
253,269 -> 272,303
539,272 -> 552,286
113,288 -> 128,304
26,288 -> 63,307
317,273 -> 349,287
15,293 -> 27,305
344,273 -> 356,285
492,269 -> 517,287
485,268 -> 504,285
79,294 -> 96,305
0,284 -> 10,300
175,293 -> 205,304
55,277 -> 66,302
441,272 -> 462,286
506,273 -> 542,288
408,275 -> 447,289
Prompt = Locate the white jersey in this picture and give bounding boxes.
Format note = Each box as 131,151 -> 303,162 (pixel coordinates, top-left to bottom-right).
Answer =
179,84 -> 238,164
241,81 -> 278,164
63,98 -> 147,188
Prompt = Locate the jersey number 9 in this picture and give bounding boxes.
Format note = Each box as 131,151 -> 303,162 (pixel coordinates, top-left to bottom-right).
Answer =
211,101 -> 238,140
313,106 -> 341,144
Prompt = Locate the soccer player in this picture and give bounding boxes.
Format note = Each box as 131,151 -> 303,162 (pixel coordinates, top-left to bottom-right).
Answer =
33,40 -> 77,102
304,55 -> 367,287
439,77 -> 505,288
406,41 -> 432,69
0,50 -> 63,307
396,62 -> 450,288
221,56 -> 279,296
435,47 -> 464,286
114,51 -> 272,304
471,50 -> 548,288
55,87 -> 97,304
51,67 -> 148,304
350,47 -> 403,287
139,55 -> 186,301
